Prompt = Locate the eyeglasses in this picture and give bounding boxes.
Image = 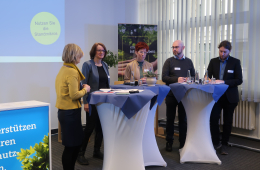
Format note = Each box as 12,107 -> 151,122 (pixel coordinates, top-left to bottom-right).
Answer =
97,50 -> 106,53
171,46 -> 179,49
138,51 -> 147,54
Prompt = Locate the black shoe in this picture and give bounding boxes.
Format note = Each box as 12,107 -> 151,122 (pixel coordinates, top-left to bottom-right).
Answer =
166,142 -> 172,152
93,151 -> 104,160
214,142 -> 222,150
77,155 -> 89,165
220,145 -> 228,155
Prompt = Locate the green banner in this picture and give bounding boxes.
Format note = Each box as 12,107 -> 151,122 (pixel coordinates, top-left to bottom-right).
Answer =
118,24 -> 157,81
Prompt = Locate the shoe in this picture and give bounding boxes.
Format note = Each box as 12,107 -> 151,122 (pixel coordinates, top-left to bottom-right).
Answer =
166,142 -> 172,152
93,151 -> 104,160
220,145 -> 228,155
77,155 -> 89,165
214,142 -> 222,150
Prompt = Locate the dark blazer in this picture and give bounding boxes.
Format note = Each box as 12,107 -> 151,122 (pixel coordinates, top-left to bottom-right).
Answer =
207,56 -> 243,103
82,59 -> 110,104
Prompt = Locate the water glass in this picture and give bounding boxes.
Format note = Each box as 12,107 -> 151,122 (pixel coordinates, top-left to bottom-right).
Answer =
130,71 -> 135,86
187,70 -> 191,78
211,78 -> 216,84
201,78 -> 205,85
138,79 -> 143,86
190,77 -> 194,84
130,81 -> 135,86
195,70 -> 199,84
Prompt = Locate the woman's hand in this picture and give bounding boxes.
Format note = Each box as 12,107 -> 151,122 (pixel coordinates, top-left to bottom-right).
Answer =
83,84 -> 91,92
141,77 -> 146,84
84,103 -> 89,112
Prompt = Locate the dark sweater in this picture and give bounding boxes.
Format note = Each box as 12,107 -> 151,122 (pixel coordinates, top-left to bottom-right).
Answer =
97,66 -> 109,89
162,56 -> 195,86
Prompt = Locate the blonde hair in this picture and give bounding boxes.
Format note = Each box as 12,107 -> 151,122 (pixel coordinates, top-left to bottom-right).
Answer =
62,44 -> 84,63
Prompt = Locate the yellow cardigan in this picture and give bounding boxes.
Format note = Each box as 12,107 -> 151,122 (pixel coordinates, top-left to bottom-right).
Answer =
55,66 -> 87,110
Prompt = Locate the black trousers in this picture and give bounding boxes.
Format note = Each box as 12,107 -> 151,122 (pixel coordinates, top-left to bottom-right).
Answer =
210,94 -> 238,145
79,105 -> 103,156
62,145 -> 81,170
165,94 -> 187,148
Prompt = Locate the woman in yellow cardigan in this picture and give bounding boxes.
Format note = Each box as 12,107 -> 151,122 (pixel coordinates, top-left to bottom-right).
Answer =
55,43 -> 90,170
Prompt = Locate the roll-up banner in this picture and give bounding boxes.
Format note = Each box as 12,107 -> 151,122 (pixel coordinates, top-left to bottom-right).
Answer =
118,24 -> 157,81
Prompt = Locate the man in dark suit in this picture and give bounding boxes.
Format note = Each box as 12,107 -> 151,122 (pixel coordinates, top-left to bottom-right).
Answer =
207,40 -> 243,155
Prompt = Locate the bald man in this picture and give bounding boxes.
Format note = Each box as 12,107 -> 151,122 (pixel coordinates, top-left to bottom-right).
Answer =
162,40 -> 195,151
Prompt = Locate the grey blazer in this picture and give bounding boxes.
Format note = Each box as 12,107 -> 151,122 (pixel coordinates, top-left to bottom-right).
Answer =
81,59 -> 110,104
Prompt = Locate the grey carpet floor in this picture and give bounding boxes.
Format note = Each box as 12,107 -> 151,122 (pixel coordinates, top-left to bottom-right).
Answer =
51,134 -> 260,170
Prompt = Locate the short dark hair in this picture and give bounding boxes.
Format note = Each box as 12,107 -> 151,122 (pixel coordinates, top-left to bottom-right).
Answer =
135,42 -> 149,52
89,43 -> 107,60
218,40 -> 232,51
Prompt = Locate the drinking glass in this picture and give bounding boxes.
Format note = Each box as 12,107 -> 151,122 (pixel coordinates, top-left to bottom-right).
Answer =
211,78 -> 216,84
186,77 -> 191,84
204,70 -> 209,84
201,78 -> 205,85
187,70 -> 191,78
130,71 -> 135,86
195,70 -> 199,84
138,79 -> 143,86
190,77 -> 194,84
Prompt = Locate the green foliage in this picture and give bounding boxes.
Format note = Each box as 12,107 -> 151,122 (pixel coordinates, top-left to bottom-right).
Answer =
17,134 -> 49,170
103,50 -> 119,68
144,71 -> 159,78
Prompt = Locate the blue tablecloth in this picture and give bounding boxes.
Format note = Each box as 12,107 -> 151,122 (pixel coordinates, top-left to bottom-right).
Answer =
87,89 -> 157,119
169,83 -> 229,103
110,84 -> 170,106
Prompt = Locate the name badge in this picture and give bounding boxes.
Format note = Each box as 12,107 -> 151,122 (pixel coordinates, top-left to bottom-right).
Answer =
108,76 -> 110,78
144,69 -> 149,72
228,70 -> 234,73
174,67 -> 181,70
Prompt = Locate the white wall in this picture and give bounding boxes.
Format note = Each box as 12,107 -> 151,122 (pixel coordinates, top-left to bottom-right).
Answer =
0,0 -> 139,130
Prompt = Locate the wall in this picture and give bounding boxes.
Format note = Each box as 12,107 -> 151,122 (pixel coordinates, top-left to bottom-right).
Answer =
0,0 -> 139,130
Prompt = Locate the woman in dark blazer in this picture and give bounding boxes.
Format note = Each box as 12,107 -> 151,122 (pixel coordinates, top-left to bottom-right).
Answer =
77,42 -> 110,165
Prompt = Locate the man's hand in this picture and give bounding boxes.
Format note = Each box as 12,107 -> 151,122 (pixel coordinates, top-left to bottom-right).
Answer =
178,77 -> 186,83
84,104 -> 89,112
215,80 -> 224,84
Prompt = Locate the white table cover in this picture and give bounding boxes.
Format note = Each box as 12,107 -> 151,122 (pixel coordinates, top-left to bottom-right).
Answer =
180,89 -> 221,165
96,102 -> 150,170
143,102 -> 167,166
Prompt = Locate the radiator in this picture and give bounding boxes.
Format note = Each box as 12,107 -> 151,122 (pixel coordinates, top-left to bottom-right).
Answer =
220,100 -> 256,130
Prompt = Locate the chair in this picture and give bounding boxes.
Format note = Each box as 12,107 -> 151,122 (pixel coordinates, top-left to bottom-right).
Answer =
156,80 -> 166,85
114,81 -> 124,85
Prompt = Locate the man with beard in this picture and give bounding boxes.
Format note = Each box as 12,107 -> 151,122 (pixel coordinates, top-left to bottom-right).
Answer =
162,40 -> 195,151
207,40 -> 242,155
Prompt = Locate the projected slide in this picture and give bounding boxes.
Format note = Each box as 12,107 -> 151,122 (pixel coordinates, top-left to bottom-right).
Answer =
0,0 -> 64,62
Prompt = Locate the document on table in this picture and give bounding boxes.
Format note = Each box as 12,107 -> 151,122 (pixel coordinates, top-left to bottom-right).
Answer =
111,89 -> 144,93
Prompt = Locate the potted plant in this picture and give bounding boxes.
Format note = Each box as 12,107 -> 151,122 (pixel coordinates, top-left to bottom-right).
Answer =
144,71 -> 159,86
103,50 -> 118,68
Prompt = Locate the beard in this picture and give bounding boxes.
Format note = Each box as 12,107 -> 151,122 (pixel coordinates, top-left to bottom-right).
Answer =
173,49 -> 183,57
220,55 -> 229,61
